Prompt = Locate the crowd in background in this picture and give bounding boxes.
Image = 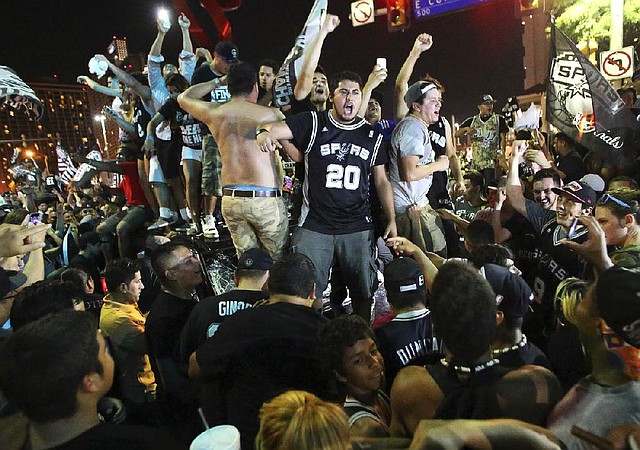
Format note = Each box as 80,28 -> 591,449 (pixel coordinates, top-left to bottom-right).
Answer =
1,4 -> 640,450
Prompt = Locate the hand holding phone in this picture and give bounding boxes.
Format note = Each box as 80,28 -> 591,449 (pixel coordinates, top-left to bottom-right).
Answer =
566,217 -> 580,240
29,213 -> 41,225
376,57 -> 387,70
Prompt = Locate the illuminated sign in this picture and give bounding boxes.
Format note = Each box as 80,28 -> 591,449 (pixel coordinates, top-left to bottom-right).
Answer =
414,0 -> 500,20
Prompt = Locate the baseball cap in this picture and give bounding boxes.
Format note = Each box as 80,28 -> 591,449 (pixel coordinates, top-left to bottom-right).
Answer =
596,267 -> 640,348
481,264 -> 534,322
404,81 -> 437,109
370,89 -> 384,107
384,257 -> 426,297
0,268 -> 27,299
551,180 -> 596,207
580,173 -> 606,193
237,248 -> 273,271
214,41 -> 239,64
479,94 -> 496,104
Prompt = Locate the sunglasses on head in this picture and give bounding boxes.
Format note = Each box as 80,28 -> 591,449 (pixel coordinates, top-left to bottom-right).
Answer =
601,193 -> 631,209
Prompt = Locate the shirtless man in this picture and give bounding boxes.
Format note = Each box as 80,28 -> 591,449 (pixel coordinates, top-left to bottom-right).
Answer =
178,62 -> 288,259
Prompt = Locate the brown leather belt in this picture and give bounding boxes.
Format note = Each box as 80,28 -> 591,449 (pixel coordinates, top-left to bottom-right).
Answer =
222,188 -> 281,198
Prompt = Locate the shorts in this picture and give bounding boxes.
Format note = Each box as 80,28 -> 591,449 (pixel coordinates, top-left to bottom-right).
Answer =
156,134 -> 182,179
181,146 -> 203,162
221,195 -> 288,260
148,155 -> 166,184
201,134 -> 222,197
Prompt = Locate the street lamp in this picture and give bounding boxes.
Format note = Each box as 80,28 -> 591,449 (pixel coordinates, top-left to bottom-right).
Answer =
94,114 -> 108,152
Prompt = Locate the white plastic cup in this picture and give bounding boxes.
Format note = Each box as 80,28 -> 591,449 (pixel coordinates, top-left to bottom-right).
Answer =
190,425 -> 241,450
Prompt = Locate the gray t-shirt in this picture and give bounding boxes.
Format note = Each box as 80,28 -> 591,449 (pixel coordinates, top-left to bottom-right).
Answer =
389,116 -> 434,214
547,378 -> 640,449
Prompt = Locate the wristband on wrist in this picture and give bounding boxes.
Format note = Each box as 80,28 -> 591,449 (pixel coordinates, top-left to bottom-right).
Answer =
146,135 -> 154,141
256,128 -> 269,137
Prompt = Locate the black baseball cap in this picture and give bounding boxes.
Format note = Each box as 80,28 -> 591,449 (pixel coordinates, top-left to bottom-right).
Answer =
551,180 -> 596,207
481,264 -> 533,321
596,267 -> 640,348
214,41 -> 239,64
237,248 -> 273,271
384,257 -> 426,298
479,94 -> 496,104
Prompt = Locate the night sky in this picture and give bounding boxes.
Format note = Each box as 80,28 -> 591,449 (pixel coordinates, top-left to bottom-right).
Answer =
0,0 -> 526,121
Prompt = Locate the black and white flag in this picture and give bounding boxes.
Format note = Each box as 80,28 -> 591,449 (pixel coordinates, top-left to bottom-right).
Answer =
547,23 -> 640,162
0,66 -> 43,120
272,0 -> 327,108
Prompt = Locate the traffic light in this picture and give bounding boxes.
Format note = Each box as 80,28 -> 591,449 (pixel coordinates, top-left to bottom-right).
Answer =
519,0 -> 539,12
387,0 -> 410,32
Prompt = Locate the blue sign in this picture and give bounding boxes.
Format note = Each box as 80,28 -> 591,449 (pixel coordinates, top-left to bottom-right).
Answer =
414,0 -> 499,20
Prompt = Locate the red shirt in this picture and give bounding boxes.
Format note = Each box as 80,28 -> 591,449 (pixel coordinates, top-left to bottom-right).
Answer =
118,161 -> 147,206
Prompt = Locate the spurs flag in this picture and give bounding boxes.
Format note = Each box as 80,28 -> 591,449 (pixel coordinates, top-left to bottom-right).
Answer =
55,142 -> 77,186
547,23 -> 640,162
0,66 -> 43,120
272,0 -> 327,107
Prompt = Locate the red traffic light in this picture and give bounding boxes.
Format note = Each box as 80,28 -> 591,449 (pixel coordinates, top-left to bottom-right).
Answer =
387,0 -> 410,32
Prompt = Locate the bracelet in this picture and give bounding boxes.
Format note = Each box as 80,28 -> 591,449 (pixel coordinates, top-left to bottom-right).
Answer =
256,128 -> 269,137
146,135 -> 154,141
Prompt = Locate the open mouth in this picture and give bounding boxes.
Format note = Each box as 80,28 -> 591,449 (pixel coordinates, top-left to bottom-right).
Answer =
344,104 -> 354,115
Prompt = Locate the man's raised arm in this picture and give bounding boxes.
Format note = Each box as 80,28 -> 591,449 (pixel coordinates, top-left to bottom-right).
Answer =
395,33 -> 433,121
93,54 -> 151,102
505,140 -> 528,218
293,14 -> 340,100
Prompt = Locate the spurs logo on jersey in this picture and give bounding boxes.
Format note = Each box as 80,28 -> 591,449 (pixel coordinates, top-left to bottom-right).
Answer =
320,142 -> 370,161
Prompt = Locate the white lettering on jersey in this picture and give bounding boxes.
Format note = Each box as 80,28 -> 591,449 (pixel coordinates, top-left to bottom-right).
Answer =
319,143 -> 370,161
326,164 -> 361,190
218,301 -> 253,317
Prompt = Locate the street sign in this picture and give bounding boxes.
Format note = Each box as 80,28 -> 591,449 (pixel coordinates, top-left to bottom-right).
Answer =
414,0 -> 500,20
351,0 -> 375,27
600,46 -> 634,80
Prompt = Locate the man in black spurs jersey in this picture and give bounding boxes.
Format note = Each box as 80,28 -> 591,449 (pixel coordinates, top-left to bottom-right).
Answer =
506,140 -> 594,350
257,71 -> 397,322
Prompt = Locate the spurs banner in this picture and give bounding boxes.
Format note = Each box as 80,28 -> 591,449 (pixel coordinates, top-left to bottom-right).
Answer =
55,143 -> 78,186
0,66 -> 43,120
72,146 -> 103,184
272,0 -> 327,108
547,23 -> 640,162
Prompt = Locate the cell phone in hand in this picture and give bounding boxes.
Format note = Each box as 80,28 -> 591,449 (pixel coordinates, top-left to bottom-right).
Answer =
376,58 -> 387,70
566,217 -> 579,240
29,213 -> 41,225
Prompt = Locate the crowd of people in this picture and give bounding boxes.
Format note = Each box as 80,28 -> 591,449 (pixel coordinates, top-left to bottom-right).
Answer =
2,5 -> 640,450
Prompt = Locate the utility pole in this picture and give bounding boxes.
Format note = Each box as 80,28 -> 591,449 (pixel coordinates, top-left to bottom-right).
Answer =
610,0 -> 624,88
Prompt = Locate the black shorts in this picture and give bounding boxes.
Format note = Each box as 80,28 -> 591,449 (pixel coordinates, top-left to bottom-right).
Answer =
156,133 -> 182,180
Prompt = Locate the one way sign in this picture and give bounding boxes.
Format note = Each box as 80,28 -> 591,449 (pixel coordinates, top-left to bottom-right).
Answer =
600,46 -> 634,81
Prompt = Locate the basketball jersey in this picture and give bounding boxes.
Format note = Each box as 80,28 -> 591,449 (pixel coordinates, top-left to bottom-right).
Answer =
427,117 -> 452,208
375,308 -> 444,385
286,110 -> 386,234
533,217 -> 589,307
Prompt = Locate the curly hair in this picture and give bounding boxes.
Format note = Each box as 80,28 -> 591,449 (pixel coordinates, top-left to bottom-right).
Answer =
318,315 -> 375,378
